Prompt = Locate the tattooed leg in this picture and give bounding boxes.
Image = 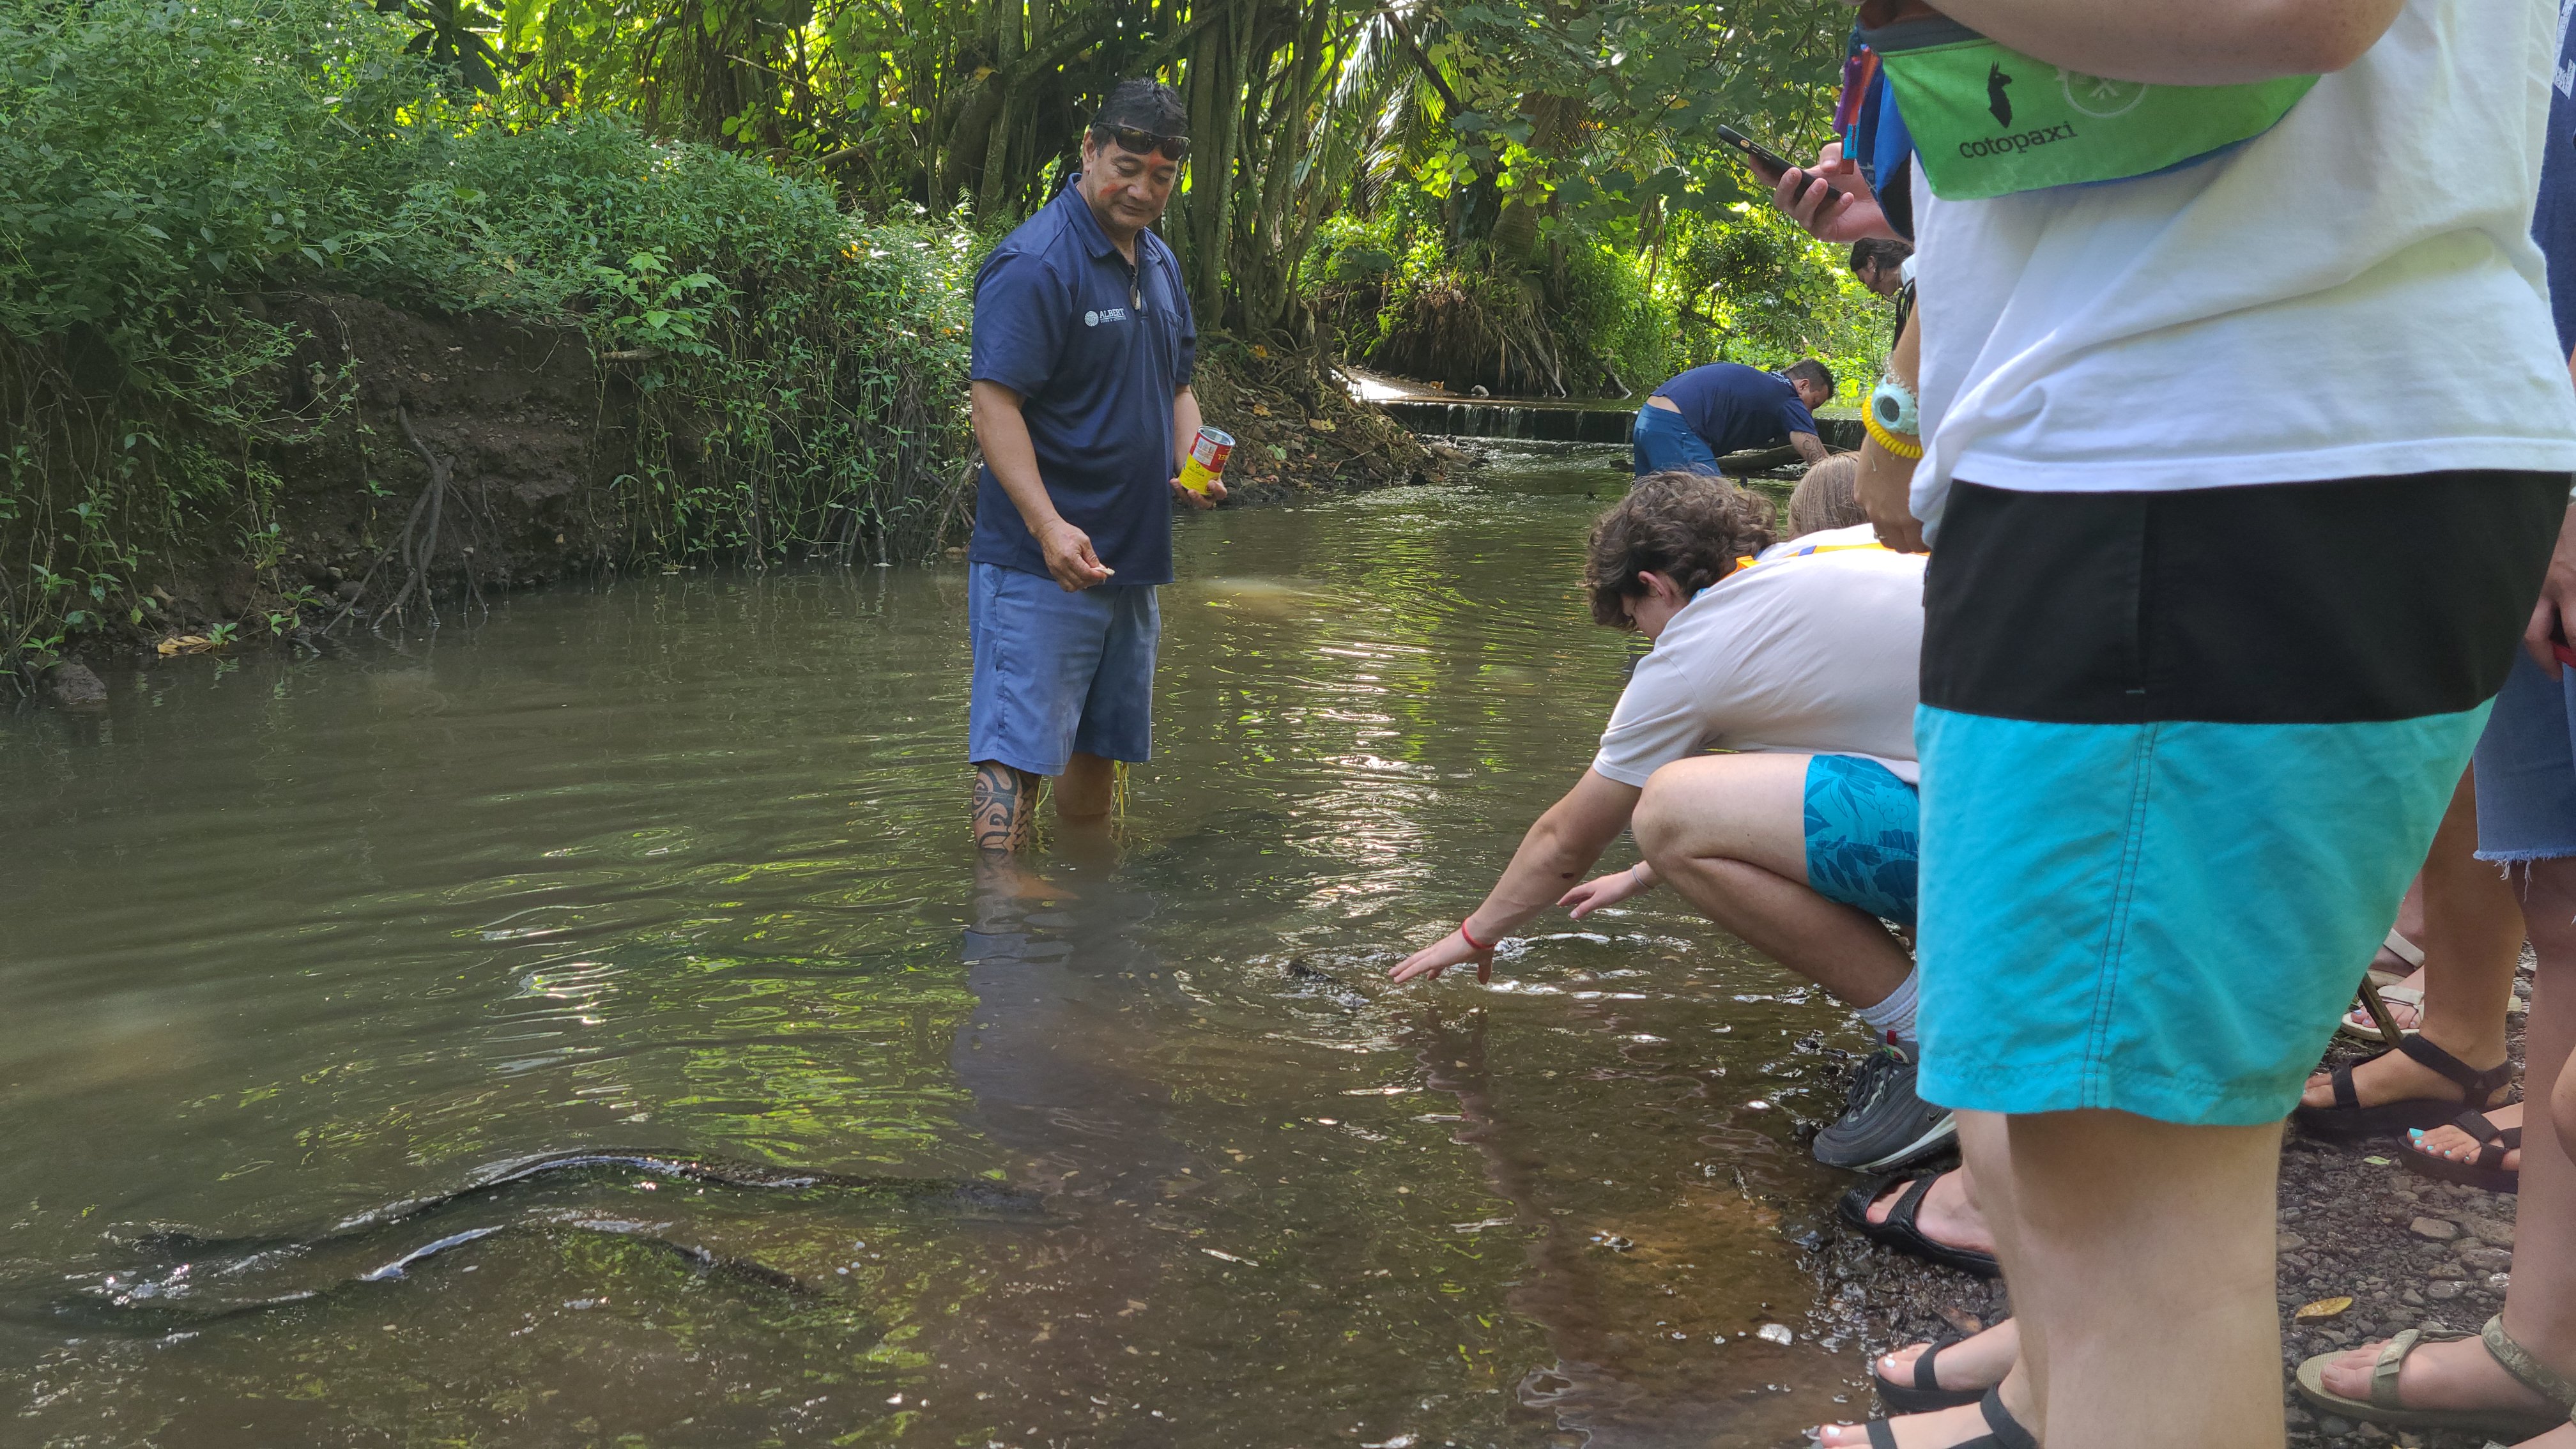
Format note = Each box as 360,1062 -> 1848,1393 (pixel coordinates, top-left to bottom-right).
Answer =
971,760 -> 1040,854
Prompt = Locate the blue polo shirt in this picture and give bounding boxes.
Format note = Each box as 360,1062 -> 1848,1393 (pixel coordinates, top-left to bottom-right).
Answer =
1650,363 -> 1816,457
969,181 -> 1197,585
2536,14 -> 2576,355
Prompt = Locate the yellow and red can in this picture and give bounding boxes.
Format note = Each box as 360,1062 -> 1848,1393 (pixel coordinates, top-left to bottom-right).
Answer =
1177,427 -> 1234,496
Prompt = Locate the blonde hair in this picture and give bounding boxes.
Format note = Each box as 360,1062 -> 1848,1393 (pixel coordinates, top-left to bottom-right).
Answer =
1787,454 -> 1867,537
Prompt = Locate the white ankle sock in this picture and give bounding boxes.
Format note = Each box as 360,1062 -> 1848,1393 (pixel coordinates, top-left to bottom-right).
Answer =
1855,968 -> 1920,1049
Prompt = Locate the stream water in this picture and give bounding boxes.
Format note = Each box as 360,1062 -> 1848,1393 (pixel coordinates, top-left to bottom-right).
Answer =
0,442 -> 1876,1448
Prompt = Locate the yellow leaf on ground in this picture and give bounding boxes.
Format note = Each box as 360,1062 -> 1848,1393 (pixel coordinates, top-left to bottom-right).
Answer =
2294,1296 -> 2354,1321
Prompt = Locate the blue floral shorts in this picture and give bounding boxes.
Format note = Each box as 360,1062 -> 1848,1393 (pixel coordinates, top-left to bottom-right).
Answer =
1802,754 -> 1920,926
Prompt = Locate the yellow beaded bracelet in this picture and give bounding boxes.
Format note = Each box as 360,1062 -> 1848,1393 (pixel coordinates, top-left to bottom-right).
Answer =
1862,408 -> 1925,460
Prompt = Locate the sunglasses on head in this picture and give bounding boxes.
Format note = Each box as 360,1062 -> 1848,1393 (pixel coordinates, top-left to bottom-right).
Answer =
1091,124 -> 1190,161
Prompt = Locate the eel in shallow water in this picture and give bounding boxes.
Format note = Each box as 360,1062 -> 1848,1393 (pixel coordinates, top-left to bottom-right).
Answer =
40,1149 -> 1051,1334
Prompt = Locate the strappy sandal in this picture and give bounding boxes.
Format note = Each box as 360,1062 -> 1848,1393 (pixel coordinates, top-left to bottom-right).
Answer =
1837,1172 -> 2001,1279
2290,1034 -> 2513,1141
1853,1386 -> 2037,1449
2339,983 -> 2423,1044
1873,1331 -> 1998,1412
2295,1314 -> 2576,1440
2404,1108 -> 2523,1194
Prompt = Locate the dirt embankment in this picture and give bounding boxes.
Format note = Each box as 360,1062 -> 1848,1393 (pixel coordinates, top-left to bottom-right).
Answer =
61,296 -> 1441,675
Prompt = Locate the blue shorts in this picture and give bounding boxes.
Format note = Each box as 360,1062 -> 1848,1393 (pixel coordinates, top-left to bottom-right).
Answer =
2474,649 -> 2576,863
1803,755 -> 1920,926
1909,475 -> 2557,1126
1631,404 -> 1724,477
966,563 -> 1158,778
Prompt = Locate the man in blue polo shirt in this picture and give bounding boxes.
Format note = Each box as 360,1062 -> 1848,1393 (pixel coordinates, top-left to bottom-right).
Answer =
1633,359 -> 1835,477
965,79 -> 1216,854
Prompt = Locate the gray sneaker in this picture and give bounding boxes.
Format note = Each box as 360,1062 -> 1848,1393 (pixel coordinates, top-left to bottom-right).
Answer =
1812,1041 -> 1956,1172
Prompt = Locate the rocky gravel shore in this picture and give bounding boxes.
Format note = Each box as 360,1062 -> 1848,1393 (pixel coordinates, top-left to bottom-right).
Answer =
1809,967 -> 2538,1448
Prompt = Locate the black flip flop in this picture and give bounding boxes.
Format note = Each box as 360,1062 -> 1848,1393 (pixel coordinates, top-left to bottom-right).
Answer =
2290,1035 -> 2513,1140
1859,1386 -> 2037,1449
1872,1330 -> 2000,1412
1837,1172 -> 2001,1278
2404,1108 -> 2522,1194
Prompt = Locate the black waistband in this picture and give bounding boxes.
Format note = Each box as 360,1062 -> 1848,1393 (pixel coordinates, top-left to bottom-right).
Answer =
1921,473 -> 2567,725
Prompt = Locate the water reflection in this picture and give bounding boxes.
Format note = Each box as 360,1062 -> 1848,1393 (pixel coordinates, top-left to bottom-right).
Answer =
0,480 -> 1880,1446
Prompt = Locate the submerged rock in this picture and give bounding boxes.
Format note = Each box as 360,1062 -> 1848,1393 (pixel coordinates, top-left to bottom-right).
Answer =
41,662 -> 107,710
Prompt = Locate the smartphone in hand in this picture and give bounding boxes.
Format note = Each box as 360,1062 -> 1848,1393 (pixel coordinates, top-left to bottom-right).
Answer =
1716,125 -> 1796,180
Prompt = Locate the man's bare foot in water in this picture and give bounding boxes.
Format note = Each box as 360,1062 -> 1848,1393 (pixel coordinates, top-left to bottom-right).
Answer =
2409,1100 -> 2524,1171
2315,1328 -> 2566,1422
1873,1317 -> 2020,1400
2297,1032 -> 2504,1111
1864,1167 -> 1997,1259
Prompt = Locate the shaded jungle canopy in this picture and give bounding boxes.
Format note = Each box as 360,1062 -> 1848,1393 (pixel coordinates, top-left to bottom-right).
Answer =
488,0 -> 1882,390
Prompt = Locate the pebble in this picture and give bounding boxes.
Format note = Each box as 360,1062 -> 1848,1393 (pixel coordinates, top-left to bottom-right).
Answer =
2457,1212 -> 2515,1248
2280,1232 -> 2310,1253
2425,1280 -> 2465,1301
2458,1246 -> 2512,1273
2407,1216 -> 2458,1242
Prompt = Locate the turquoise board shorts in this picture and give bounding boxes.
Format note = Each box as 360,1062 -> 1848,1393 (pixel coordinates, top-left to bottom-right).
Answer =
1803,754 -> 1920,927
1912,475 -> 2561,1126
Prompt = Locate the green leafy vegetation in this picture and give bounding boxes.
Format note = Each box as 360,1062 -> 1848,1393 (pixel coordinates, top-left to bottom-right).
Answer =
0,0 -> 967,663
1,0 -> 1890,665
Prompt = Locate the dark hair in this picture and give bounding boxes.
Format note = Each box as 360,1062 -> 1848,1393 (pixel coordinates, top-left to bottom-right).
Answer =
1848,237 -> 1912,277
1583,472 -> 1778,629
1091,79 -> 1188,139
1787,454 -> 1867,537
1782,357 -> 1835,400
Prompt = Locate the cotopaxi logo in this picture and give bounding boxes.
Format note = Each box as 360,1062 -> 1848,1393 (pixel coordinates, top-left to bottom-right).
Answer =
1084,307 -> 1132,327
1959,122 -> 2077,158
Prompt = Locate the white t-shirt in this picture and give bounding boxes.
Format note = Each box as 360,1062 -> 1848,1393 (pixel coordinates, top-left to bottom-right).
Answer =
1590,526 -> 1927,787
1911,0 -> 2576,535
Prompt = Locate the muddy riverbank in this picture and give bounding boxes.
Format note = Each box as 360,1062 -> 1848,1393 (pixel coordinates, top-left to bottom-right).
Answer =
34,293 -> 1448,675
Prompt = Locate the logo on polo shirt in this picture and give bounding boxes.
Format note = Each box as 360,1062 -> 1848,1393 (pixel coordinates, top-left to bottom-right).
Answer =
1084,307 -> 1131,327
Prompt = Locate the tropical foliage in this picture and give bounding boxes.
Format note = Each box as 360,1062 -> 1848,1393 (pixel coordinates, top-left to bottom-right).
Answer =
0,0 -> 1886,662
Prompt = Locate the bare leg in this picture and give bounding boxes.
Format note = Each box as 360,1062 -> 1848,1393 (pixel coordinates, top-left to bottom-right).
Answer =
2303,767 -> 2520,1108
972,760 -> 1041,854
2317,859 -> 2576,1416
1634,753 -> 1914,1009
1993,1110 -> 2285,1449
1054,751 -> 1117,822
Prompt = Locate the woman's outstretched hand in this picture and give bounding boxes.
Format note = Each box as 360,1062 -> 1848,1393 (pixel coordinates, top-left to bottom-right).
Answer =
1558,863 -> 1654,920
1389,928 -> 1494,985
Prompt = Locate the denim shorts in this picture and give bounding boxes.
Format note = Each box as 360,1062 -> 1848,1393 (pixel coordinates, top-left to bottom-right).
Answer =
1803,754 -> 1921,926
966,563 -> 1158,777
2474,648 -> 2576,862
1630,404 -> 1724,477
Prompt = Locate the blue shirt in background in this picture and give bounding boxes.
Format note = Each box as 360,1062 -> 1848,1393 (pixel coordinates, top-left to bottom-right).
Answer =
969,181 -> 1197,585
1650,363 -> 1816,457
2535,24 -> 2576,356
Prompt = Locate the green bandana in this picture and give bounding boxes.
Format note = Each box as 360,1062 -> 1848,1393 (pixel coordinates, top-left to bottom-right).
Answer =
1863,15 -> 2317,201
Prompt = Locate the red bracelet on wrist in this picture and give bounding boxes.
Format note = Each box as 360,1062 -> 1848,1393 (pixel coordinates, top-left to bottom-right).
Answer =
1459,919 -> 1496,953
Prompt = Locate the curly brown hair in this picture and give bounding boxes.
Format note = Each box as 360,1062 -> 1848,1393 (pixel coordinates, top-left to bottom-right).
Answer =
1583,471 -> 1778,629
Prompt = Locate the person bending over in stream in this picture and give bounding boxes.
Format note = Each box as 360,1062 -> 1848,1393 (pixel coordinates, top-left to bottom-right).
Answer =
1632,360 -> 1837,477
964,79 -> 1219,855
1388,471 -> 1951,1174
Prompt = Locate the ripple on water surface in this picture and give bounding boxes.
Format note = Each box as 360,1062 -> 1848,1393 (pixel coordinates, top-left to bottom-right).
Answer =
0,476 -> 1881,1447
